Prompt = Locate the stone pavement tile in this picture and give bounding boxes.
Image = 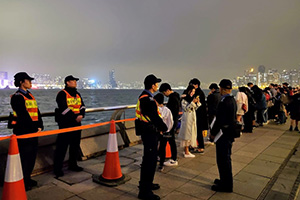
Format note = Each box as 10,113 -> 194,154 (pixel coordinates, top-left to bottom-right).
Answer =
78,185 -> 125,200
34,171 -> 61,186
167,166 -> 200,180
57,171 -> 91,185
27,184 -> 75,200
232,161 -> 247,176
176,180 -> 215,199
120,163 -> 140,174
233,171 -> 270,199
76,158 -> 100,168
65,196 -> 84,200
111,192 -> 138,200
272,142 -> 295,150
193,155 -> 216,165
209,192 -> 254,200
205,165 -> 219,175
233,150 -> 259,159
119,157 -> 135,167
271,177 -> 294,194
115,176 -> 139,193
83,163 -> 104,175
153,172 -> 190,190
243,159 -> 280,178
239,143 -> 268,154
127,168 -> 140,180
231,154 -> 254,164
162,191 -> 201,200
192,172 -> 217,186
256,154 -> 285,164
276,135 -> 299,146
262,146 -> 291,158
55,178 -> 99,195
181,160 -> 215,172
125,152 -> 143,159
119,148 -> 139,157
286,161 -> 300,171
264,190 -> 289,200
232,142 -> 248,153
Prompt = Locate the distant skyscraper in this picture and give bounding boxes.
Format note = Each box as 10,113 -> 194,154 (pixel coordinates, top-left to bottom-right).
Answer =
258,65 -> 265,73
0,71 -> 8,79
109,69 -> 118,88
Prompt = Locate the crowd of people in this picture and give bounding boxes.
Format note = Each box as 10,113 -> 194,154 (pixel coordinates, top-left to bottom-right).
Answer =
9,71 -> 298,200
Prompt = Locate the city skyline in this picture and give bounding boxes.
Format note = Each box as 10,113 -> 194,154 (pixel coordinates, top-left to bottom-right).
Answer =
1,1 -> 300,84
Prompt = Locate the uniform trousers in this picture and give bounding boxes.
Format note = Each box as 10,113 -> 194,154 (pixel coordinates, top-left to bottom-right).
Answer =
139,132 -> 159,194
54,130 -> 81,172
216,136 -> 233,190
18,138 -> 38,185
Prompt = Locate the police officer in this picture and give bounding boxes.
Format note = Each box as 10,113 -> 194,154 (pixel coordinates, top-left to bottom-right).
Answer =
210,79 -> 237,193
10,72 -> 44,191
136,74 -> 168,200
53,75 -> 86,177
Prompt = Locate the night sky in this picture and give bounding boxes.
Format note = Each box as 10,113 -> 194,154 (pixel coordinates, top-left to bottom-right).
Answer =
1,0 -> 300,86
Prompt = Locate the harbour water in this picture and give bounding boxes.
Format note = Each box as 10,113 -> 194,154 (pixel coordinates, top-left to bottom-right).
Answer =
0,89 -> 190,135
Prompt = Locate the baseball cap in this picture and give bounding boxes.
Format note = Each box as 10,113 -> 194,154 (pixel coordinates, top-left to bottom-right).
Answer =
64,75 -> 79,84
144,74 -> 161,86
14,72 -> 34,81
219,79 -> 232,89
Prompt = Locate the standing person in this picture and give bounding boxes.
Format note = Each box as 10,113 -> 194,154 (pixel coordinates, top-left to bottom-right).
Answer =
236,87 -> 248,122
159,83 -> 180,168
189,78 -> 208,153
210,79 -> 237,193
53,75 -> 86,177
178,85 -> 201,158
207,83 -> 221,125
153,93 -> 174,172
10,72 -> 44,191
135,74 -> 168,200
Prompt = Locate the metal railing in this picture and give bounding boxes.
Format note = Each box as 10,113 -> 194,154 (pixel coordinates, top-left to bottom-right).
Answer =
0,104 -> 137,121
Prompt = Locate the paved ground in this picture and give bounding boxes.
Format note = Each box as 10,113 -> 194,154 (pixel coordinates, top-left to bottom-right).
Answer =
1,121 -> 300,200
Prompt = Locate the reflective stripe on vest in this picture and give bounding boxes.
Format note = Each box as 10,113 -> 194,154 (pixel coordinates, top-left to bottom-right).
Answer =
62,90 -> 82,114
135,94 -> 161,122
12,93 -> 39,122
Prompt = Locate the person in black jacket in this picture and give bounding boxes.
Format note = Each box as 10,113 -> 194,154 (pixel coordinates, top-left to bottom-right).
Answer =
207,83 -> 221,124
189,78 -> 208,153
10,72 -> 44,191
159,83 -> 180,167
136,74 -> 168,200
210,79 -> 237,193
53,75 -> 86,177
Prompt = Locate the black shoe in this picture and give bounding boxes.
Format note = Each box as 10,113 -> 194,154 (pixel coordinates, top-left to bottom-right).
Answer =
29,179 -> 38,187
289,126 -> 293,131
214,179 -> 220,185
295,127 -> 299,131
68,165 -> 83,172
138,183 -> 160,190
54,170 -> 64,177
211,184 -> 232,193
25,184 -> 32,191
152,183 -> 160,190
138,192 -> 160,200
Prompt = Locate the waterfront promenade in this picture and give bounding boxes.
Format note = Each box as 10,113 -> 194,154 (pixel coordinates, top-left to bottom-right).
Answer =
1,121 -> 300,200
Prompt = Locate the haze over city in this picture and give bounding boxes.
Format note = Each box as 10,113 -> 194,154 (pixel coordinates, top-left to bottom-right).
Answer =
1,0 -> 300,85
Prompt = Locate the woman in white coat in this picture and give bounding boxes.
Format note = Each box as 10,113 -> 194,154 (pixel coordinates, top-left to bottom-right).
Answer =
178,85 -> 201,158
236,87 -> 248,122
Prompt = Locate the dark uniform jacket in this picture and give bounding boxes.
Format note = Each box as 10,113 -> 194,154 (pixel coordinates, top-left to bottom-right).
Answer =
207,90 -> 221,116
56,87 -> 86,128
139,90 -> 168,134
11,89 -> 44,135
211,94 -> 237,141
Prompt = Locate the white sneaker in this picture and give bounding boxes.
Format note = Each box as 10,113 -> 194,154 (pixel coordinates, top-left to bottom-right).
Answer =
204,141 -> 214,146
164,159 -> 178,166
183,152 -> 195,158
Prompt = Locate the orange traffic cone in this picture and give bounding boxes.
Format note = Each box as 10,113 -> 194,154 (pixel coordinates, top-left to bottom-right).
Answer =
92,120 -> 131,186
2,134 -> 27,200
165,142 -> 171,158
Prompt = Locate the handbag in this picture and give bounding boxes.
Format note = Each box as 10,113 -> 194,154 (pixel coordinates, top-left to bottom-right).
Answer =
242,103 -> 247,112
